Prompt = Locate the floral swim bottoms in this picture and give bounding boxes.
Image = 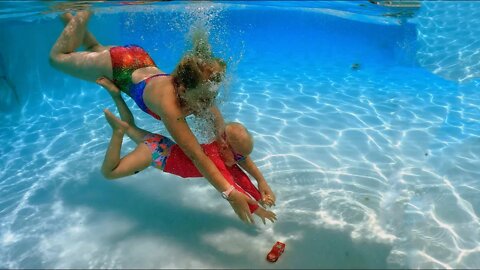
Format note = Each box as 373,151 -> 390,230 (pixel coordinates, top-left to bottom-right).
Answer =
143,133 -> 176,170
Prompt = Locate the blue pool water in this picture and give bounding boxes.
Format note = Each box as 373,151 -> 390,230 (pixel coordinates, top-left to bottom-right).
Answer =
1,1 -> 479,268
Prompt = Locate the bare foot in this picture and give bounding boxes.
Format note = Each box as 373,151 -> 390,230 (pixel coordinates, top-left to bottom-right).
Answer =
97,77 -> 121,97
254,206 -> 277,225
45,2 -> 91,15
75,10 -> 92,24
61,11 -> 102,52
60,12 -> 74,25
104,109 -> 129,134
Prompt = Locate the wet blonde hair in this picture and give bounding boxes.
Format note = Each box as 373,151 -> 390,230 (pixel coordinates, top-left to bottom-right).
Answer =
172,29 -> 226,112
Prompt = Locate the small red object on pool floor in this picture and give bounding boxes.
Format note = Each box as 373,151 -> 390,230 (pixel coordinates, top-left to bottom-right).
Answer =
266,241 -> 286,263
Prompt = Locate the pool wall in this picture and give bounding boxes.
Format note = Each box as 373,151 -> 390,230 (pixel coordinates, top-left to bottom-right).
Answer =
0,4 -> 416,115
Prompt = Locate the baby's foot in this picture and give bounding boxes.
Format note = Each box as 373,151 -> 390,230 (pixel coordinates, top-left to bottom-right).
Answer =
254,206 -> 277,225
97,77 -> 121,97
104,109 -> 129,134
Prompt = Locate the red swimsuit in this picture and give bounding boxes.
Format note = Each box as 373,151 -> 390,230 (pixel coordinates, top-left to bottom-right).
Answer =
165,141 -> 261,213
143,134 -> 261,213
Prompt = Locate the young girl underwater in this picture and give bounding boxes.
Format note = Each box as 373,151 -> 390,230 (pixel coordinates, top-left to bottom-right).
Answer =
98,77 -> 277,224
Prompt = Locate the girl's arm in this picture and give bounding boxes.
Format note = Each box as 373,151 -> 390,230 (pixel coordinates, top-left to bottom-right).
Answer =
238,156 -> 276,207
146,88 -> 258,224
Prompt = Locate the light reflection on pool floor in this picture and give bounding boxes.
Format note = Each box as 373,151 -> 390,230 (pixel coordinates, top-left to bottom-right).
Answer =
1,57 -> 480,268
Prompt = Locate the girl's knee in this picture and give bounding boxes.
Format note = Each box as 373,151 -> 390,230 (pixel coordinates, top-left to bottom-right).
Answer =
48,52 -> 63,68
49,53 -> 74,71
101,169 -> 117,180
48,53 -> 60,68
86,44 -> 103,52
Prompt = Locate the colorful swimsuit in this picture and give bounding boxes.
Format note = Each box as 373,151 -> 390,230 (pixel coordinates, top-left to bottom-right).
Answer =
143,134 -> 176,170
143,134 -> 261,213
128,73 -> 169,120
109,45 -> 166,120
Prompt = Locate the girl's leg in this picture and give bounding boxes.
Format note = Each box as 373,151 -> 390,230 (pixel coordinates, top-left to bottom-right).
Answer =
49,11 -> 113,82
60,12 -> 112,52
102,109 -> 151,179
51,11 -> 89,55
97,77 -> 150,144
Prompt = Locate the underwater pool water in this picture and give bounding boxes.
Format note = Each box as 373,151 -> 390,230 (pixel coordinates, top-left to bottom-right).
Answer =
0,1 -> 479,269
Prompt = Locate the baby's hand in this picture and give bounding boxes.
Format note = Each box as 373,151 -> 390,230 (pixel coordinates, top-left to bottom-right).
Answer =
96,77 -> 121,97
258,181 -> 276,208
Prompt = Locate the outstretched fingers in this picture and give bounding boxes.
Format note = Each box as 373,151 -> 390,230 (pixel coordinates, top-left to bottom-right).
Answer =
229,190 -> 256,225
232,204 -> 252,224
257,208 -> 277,225
265,210 -> 277,223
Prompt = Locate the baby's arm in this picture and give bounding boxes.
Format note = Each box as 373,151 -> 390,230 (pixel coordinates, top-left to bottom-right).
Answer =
238,157 -> 276,207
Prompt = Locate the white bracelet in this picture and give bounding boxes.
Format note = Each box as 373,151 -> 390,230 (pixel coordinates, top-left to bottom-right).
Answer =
221,185 -> 235,200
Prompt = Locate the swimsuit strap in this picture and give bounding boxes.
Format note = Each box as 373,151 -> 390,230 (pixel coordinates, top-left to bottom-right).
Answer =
128,73 -> 170,121
145,73 -> 170,84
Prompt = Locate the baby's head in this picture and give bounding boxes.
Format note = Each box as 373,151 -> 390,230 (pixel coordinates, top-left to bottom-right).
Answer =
222,122 -> 253,165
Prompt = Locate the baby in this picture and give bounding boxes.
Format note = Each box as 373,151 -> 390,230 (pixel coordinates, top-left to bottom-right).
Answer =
98,77 -> 276,224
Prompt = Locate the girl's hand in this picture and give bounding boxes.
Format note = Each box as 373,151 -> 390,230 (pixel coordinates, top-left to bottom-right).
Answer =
227,189 -> 258,225
96,77 -> 121,97
258,181 -> 276,208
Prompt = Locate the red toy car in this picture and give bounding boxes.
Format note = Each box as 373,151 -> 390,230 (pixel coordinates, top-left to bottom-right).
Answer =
266,241 -> 286,263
